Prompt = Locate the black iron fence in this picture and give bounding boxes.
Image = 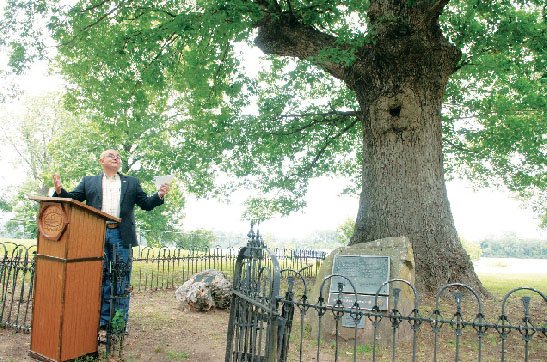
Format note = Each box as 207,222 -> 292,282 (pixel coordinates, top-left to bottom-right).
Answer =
0,241 -> 326,332
0,242 -> 36,332
226,230 -> 547,362
131,246 -> 325,291
129,246 -> 239,294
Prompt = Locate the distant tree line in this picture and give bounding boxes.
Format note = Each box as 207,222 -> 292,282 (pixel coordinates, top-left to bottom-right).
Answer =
479,234 -> 546,259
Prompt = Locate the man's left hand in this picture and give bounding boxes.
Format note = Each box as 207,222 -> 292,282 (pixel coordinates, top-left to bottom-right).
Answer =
158,183 -> 170,199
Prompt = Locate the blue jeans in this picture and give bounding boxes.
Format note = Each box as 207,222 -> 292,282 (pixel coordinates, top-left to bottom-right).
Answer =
100,228 -> 132,329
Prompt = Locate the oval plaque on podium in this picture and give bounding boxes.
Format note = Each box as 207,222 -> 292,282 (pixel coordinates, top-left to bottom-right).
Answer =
38,203 -> 68,241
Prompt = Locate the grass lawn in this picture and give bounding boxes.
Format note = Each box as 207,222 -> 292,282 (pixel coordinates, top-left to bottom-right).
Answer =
479,273 -> 547,298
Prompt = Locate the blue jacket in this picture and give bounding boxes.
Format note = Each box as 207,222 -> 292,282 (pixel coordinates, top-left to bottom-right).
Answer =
53,173 -> 164,247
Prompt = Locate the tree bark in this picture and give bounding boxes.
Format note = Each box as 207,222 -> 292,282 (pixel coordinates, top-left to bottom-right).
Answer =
254,0 -> 488,295
352,83 -> 486,293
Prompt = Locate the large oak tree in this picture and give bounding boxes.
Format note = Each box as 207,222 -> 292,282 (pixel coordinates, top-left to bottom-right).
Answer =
1,1 -> 544,293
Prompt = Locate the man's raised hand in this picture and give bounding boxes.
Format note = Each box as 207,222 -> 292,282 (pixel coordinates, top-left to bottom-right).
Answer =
52,174 -> 62,194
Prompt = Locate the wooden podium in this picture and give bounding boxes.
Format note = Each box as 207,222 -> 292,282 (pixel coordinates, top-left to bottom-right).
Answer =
28,196 -> 120,362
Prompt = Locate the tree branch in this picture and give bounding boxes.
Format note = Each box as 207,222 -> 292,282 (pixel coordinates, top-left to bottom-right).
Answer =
279,110 -> 361,119
79,2 -> 121,34
307,118 -> 359,170
444,109 -> 542,122
134,6 -> 177,18
79,0 -> 110,14
270,110 -> 360,136
429,0 -> 450,14
254,0 -> 282,13
59,2 -> 122,48
137,32 -> 179,76
253,7 -> 348,80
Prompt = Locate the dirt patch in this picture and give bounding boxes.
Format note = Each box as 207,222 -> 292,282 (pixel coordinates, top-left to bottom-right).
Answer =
0,290 -> 229,361
0,328 -> 32,362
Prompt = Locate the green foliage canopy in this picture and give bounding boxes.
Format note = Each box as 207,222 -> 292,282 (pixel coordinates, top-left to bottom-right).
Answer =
1,1 -> 545,221
441,1 -> 546,218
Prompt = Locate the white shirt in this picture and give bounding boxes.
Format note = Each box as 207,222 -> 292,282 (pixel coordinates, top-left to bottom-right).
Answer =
102,174 -> 121,218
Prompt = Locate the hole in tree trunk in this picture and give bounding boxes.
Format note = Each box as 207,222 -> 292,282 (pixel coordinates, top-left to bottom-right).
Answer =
389,106 -> 401,117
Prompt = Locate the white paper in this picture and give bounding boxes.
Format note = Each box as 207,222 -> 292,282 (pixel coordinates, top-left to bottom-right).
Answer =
153,175 -> 174,189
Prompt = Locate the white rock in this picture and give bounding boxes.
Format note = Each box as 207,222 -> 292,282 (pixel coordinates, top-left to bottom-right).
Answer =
175,270 -> 232,312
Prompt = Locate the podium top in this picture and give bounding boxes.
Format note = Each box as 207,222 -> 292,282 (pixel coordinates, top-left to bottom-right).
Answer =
28,195 -> 121,223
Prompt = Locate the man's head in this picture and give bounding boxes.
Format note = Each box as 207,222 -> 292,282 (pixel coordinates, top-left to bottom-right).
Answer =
99,149 -> 122,175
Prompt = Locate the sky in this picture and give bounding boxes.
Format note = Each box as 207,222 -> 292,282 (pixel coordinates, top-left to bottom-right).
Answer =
0,39 -> 545,244
181,176 -> 545,242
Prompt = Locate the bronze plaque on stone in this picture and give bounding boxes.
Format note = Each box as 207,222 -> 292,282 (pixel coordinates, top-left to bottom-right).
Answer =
329,255 -> 391,328
38,203 -> 68,241
330,255 -> 390,295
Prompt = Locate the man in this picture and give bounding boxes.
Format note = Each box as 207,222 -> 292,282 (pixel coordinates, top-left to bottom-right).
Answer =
52,149 -> 170,332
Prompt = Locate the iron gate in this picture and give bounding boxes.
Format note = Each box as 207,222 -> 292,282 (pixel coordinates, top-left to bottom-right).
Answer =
225,224 -> 290,362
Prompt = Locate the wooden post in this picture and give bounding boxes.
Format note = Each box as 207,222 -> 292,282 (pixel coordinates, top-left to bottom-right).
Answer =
28,196 -> 120,362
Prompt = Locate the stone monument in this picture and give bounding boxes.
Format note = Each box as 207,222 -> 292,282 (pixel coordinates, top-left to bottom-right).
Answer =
308,236 -> 415,342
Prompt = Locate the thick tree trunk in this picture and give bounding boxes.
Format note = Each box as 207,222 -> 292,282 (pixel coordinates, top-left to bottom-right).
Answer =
351,85 -> 485,293
347,3 -> 487,295
254,1 -> 488,295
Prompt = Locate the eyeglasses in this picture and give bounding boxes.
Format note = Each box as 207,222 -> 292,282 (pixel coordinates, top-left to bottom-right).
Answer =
105,153 -> 121,160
